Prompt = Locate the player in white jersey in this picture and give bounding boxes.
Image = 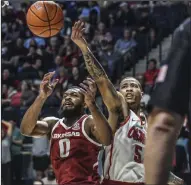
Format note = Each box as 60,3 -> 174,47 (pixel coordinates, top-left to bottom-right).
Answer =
102,77 -> 146,185
71,20 -> 183,185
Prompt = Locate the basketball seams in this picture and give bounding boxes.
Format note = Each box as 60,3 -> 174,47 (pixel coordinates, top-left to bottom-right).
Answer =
50,4 -> 58,22
43,1 -> 51,37
29,7 -> 48,22
27,18 -> 63,28
39,28 -> 61,36
27,2 -> 64,38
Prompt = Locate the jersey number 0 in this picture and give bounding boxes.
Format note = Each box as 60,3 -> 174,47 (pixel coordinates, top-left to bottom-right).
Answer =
59,138 -> 70,158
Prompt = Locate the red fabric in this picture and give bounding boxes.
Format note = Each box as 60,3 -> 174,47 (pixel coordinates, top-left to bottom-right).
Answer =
50,115 -> 101,185
172,152 -> 176,167
11,92 -> 22,106
144,69 -> 159,85
101,179 -> 144,185
63,53 -> 78,68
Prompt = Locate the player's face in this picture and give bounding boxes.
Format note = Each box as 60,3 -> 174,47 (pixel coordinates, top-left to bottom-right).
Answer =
119,78 -> 142,106
59,88 -> 84,118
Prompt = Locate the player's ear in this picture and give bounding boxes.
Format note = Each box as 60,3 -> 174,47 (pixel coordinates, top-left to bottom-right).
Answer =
141,91 -> 144,97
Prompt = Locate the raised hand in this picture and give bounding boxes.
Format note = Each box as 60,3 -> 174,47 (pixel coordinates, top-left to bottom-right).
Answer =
79,78 -> 97,107
71,20 -> 87,51
39,72 -> 58,99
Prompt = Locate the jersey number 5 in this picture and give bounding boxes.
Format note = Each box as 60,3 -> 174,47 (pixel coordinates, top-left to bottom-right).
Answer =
59,138 -> 70,158
134,145 -> 142,163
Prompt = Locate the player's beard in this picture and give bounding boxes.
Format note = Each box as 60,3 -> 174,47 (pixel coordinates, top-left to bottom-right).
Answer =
58,104 -> 83,118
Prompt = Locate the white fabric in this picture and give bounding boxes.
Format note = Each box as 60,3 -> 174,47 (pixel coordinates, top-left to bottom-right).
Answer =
103,110 -> 147,183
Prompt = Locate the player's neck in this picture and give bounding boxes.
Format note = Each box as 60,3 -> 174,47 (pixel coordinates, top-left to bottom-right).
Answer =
130,106 -> 140,115
64,114 -> 83,127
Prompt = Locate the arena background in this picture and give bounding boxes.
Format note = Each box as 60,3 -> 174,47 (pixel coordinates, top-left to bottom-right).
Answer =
1,1 -> 191,185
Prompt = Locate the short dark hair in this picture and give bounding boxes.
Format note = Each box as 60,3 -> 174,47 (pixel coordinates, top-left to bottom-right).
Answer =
120,77 -> 142,91
149,58 -> 157,65
64,86 -> 84,98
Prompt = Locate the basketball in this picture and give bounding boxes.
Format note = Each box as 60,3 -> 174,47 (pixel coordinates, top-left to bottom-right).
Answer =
26,1 -> 64,38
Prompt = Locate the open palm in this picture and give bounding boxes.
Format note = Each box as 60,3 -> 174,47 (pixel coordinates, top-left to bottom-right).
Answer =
71,20 -> 88,50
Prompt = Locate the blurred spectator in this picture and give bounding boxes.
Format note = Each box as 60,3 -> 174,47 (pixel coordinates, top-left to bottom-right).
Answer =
2,84 -> 11,108
115,28 -> 137,54
143,58 -> 159,94
13,38 -> 28,57
92,22 -> 106,44
98,40 -> 123,83
175,118 -> 190,174
114,28 -> 137,69
56,66 -> 69,90
54,55 -> 63,68
32,136 -> 50,181
58,35 -> 72,56
10,80 -> 36,108
24,36 -> 46,49
2,120 -> 13,185
116,2 -> 136,27
42,165 -> 57,185
71,57 -> 79,67
63,45 -> 78,68
16,2 -> 28,25
3,21 -> 22,44
68,67 -> 84,87
2,68 -> 15,87
46,37 -> 60,57
11,120 -> 25,185
18,47 -> 42,80
137,8 -> 150,34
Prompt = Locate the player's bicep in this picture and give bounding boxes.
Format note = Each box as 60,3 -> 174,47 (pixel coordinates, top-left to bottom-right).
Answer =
30,120 -> 50,137
30,117 -> 59,137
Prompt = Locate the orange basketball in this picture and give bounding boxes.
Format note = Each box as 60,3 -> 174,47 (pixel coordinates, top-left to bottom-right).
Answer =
26,1 -> 64,38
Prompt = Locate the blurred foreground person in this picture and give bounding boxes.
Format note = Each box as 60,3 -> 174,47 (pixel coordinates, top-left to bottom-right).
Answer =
145,18 -> 191,185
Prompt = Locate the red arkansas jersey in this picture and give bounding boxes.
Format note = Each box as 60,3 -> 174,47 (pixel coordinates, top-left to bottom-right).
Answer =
49,114 -> 102,185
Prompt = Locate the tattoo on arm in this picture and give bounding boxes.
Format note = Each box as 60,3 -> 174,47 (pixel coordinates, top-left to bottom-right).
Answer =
83,48 -> 107,80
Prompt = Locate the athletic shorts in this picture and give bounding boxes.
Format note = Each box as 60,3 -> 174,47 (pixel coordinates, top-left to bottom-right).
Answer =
33,155 -> 50,171
149,18 -> 191,118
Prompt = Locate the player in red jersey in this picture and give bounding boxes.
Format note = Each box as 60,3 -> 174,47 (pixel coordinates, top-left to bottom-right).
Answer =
20,72 -> 113,185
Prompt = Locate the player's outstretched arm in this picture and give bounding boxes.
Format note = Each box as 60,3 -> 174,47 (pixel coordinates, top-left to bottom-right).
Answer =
79,78 -> 113,145
71,21 -> 128,133
20,72 -> 58,137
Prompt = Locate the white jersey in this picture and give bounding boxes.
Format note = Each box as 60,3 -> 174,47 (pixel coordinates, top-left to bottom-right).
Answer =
103,110 -> 147,183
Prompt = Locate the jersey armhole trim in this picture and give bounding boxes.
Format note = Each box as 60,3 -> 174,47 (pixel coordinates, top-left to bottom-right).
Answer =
51,120 -> 60,135
120,115 -> 130,127
82,116 -> 102,147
